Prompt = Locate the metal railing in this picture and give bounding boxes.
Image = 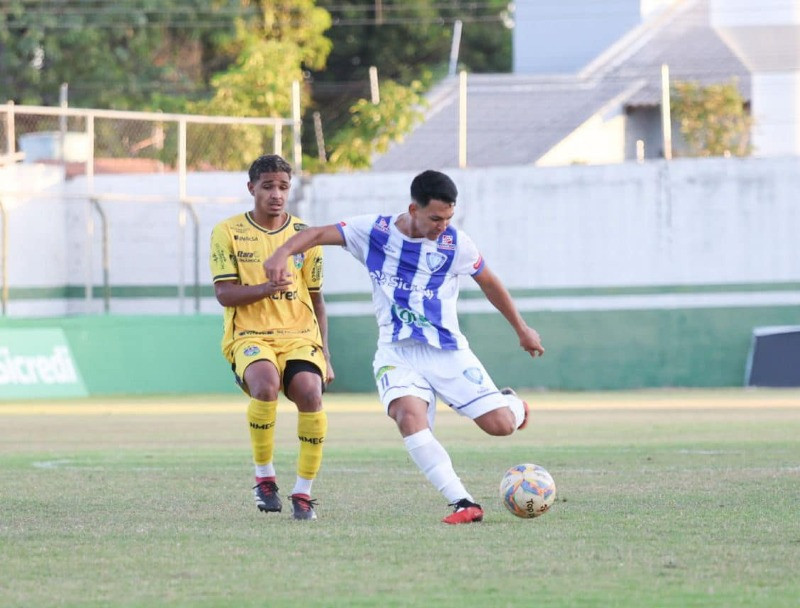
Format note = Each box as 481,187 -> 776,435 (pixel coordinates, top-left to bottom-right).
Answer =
1,98 -> 301,186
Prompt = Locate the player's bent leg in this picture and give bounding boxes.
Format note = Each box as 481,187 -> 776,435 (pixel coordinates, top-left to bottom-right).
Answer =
474,408 -> 517,436
472,389 -> 528,435
501,387 -> 529,430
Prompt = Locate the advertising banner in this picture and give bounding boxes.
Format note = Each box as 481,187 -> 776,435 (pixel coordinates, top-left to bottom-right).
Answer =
0,328 -> 88,399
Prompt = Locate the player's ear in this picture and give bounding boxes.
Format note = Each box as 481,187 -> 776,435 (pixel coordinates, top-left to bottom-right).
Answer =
247,182 -> 255,196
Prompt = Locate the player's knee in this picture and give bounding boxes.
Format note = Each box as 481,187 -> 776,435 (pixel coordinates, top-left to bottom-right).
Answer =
249,384 -> 280,402
289,384 -> 323,412
491,419 -> 516,436
477,410 -> 516,436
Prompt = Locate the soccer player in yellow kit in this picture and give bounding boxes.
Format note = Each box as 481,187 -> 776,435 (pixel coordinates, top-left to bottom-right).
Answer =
209,154 -> 333,520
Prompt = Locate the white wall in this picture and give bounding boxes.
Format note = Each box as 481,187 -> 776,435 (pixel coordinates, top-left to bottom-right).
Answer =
2,156 -> 799,317
306,158 -> 800,294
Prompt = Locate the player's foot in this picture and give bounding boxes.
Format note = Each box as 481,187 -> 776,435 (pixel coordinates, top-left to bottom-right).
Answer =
442,499 -> 484,524
501,387 -> 530,430
290,493 -> 318,520
253,480 -> 282,512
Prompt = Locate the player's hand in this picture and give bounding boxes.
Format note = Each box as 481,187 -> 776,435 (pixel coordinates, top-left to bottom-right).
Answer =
324,355 -> 335,385
519,326 -> 545,358
263,254 -> 291,283
263,276 -> 293,296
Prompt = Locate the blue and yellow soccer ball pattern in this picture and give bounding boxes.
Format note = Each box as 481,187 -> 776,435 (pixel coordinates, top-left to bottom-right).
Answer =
499,463 -> 556,518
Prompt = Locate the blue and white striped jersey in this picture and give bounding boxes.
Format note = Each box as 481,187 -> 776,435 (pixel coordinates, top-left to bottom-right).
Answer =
336,214 -> 485,350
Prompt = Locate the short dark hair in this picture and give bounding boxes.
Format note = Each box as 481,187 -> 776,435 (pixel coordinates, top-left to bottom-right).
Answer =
410,170 -> 458,207
248,154 -> 292,182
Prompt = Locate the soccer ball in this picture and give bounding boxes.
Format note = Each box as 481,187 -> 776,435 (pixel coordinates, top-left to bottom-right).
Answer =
499,463 -> 556,518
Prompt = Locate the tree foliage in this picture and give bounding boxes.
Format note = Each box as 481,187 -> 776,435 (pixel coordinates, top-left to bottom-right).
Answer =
187,1 -> 332,169
0,0 -> 243,108
308,0 -> 511,137
0,0 -> 513,172
324,79 -> 427,171
671,79 -> 752,157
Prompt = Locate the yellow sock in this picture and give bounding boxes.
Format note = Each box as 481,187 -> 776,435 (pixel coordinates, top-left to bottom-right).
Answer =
297,410 -> 327,479
247,398 -> 277,466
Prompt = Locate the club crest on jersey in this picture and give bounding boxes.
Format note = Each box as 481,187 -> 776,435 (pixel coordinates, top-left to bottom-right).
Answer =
374,217 -> 390,233
426,252 -> 447,272
293,253 -> 304,269
462,367 -> 484,384
244,346 -> 261,357
438,233 -> 455,251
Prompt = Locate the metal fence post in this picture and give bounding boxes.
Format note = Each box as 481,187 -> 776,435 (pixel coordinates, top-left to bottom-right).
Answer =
0,196 -> 6,316
4,101 -> 14,157
90,198 -> 110,313
292,80 -> 302,172
458,70 -> 468,168
181,201 -> 200,313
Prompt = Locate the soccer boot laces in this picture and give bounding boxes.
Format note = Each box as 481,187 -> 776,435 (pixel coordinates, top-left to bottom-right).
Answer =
253,480 -> 282,513
290,493 -> 318,520
442,498 -> 484,524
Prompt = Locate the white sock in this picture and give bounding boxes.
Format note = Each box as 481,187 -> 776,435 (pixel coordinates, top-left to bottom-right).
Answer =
292,476 -> 313,497
403,429 -> 473,504
505,395 -> 526,430
255,463 -> 276,479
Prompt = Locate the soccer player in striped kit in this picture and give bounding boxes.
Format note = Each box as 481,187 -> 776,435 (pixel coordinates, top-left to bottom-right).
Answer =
263,169 -> 544,524
210,154 -> 333,520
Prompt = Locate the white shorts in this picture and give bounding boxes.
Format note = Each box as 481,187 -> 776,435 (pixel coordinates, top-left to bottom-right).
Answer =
372,339 -> 509,428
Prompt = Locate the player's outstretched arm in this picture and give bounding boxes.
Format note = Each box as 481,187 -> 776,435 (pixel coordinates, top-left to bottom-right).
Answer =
264,224 -> 344,282
472,264 -> 545,358
213,277 -> 293,307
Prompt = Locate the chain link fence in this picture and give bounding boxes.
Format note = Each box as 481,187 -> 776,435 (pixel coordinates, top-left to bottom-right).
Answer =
0,101 -> 302,317
1,102 -> 299,176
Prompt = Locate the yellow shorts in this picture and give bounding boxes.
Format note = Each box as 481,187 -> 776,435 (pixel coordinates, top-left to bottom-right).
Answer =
231,336 -> 326,392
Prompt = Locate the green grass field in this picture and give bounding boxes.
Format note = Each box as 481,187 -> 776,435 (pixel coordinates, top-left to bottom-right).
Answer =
2,389 -> 800,607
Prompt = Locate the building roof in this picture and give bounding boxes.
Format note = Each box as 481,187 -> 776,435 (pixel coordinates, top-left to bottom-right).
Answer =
370,0 -> 749,171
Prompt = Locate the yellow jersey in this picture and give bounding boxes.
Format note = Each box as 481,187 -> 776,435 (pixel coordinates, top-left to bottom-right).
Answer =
209,211 -> 324,361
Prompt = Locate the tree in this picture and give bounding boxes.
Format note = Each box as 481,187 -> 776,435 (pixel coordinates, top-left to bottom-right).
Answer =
187,1 -> 332,169
308,0 -> 512,138
323,78 -> 427,171
671,79 -> 752,157
0,0 -> 244,108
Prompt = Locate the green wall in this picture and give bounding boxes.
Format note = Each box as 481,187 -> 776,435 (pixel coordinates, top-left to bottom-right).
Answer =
1,305 -> 795,397
0,315 -> 237,396
331,306 -> 798,392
